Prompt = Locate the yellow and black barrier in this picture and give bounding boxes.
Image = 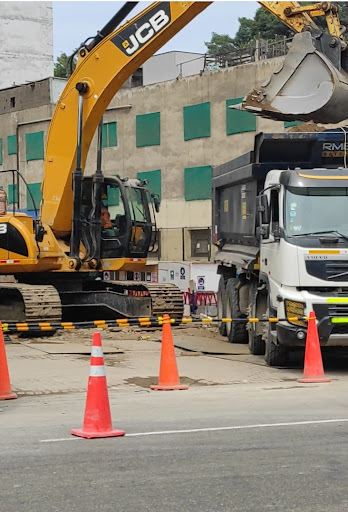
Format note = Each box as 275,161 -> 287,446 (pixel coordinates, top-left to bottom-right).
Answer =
1,316 -> 310,334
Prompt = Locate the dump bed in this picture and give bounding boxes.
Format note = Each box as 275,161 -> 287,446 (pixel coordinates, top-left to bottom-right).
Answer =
212,130 -> 348,267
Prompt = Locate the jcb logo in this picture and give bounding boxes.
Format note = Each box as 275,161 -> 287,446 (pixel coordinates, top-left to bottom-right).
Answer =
113,2 -> 171,57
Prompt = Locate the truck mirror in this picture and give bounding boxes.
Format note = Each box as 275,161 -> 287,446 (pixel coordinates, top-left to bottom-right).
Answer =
256,225 -> 270,241
257,195 -> 270,225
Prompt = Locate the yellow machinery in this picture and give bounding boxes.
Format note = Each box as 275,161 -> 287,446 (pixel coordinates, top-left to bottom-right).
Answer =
243,2 -> 348,123
0,1 -> 346,323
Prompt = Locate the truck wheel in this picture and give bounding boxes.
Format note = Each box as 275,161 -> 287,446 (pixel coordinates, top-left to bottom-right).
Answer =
248,280 -> 265,355
264,295 -> 289,367
225,278 -> 248,344
217,276 -> 227,337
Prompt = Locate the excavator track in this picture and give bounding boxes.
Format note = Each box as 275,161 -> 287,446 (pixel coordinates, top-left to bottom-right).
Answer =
0,283 -> 62,323
141,283 -> 184,320
105,281 -> 184,320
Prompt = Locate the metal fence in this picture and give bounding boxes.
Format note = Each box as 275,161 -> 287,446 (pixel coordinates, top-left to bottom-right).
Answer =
203,36 -> 293,71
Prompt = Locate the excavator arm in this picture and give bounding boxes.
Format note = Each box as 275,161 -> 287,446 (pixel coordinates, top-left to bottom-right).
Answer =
41,1 -> 211,236
241,2 -> 348,124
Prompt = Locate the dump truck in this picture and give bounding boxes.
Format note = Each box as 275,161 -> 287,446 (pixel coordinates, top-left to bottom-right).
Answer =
213,130 -> 348,366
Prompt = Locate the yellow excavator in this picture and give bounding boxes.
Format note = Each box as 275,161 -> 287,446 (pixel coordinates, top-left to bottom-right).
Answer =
0,1 -> 346,324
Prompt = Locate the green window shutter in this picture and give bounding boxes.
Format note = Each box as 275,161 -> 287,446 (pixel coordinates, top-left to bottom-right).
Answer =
108,122 -> 117,147
7,135 -> 17,155
102,124 -> 107,148
27,182 -> 42,211
108,187 -> 120,206
284,121 -> 302,128
8,183 -> 18,204
137,169 -> 161,201
136,112 -> 160,147
183,102 -> 211,141
184,165 -> 212,201
25,131 -> 44,161
226,98 -> 256,135
102,122 -> 117,148
0,139 -> 2,165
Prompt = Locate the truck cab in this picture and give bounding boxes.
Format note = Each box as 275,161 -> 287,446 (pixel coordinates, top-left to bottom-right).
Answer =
213,131 -> 348,366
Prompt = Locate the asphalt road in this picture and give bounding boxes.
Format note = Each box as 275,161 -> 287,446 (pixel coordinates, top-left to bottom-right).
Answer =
2,383 -> 348,512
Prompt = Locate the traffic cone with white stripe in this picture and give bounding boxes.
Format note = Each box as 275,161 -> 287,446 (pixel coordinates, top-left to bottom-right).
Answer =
71,332 -> 125,439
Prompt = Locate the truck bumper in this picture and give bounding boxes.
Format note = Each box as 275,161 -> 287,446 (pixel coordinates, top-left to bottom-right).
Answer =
276,289 -> 348,347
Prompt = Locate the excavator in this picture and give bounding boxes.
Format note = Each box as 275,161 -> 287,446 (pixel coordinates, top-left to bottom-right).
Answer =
0,1 -> 346,324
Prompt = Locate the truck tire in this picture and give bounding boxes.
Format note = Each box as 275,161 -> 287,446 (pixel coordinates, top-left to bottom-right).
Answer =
248,280 -> 266,355
264,295 -> 289,367
217,275 -> 227,337
225,278 -> 248,344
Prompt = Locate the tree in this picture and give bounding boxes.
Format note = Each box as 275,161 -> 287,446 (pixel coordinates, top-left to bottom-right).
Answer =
204,32 -> 238,56
54,52 -> 77,78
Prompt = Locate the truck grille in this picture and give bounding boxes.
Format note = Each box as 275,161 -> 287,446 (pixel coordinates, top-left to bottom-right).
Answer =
306,260 -> 348,282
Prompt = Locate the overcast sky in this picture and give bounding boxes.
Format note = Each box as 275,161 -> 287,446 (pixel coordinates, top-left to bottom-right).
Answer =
52,1 -> 259,60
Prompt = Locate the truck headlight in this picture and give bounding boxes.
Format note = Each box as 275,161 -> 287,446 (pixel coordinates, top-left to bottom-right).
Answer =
284,299 -> 306,327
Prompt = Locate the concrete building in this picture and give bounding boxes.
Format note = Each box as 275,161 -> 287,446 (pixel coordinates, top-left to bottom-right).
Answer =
0,2 -> 53,90
142,51 -> 205,85
0,57 -> 307,262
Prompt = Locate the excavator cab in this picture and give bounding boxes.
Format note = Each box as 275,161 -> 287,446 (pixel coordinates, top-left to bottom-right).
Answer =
80,175 -> 157,262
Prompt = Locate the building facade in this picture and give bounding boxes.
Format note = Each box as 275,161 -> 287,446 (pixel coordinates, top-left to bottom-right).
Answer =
0,57 -> 306,262
0,2 -> 53,90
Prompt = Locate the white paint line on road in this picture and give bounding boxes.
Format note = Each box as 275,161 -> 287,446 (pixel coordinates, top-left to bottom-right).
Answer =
40,418 -> 348,443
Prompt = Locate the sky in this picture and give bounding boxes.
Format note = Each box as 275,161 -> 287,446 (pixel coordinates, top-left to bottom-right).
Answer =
52,1 -> 259,60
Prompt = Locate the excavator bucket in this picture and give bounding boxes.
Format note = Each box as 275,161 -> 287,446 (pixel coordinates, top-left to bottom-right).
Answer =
240,31 -> 348,125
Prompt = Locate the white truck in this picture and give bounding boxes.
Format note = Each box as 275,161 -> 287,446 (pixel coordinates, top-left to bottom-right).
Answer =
213,130 -> 348,366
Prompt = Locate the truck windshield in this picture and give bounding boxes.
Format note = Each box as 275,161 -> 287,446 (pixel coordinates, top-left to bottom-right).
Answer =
285,187 -> 348,237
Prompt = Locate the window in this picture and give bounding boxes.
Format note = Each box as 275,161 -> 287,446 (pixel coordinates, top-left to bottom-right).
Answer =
136,112 -> 160,147
183,102 -> 210,141
27,182 -> 42,211
137,169 -> 161,201
102,122 -> 117,148
0,139 -> 2,165
8,183 -> 18,204
7,135 -> 17,155
184,165 -> 212,201
226,98 -> 256,135
10,97 -> 15,108
270,188 -> 279,234
191,229 -> 211,258
25,131 -> 44,161
284,121 -> 302,128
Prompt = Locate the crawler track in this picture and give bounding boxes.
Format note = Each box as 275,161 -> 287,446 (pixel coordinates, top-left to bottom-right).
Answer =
0,283 -> 62,323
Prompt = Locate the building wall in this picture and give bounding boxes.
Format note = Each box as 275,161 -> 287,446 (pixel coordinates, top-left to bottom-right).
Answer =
0,57 -> 305,261
0,2 -> 53,90
142,51 -> 205,85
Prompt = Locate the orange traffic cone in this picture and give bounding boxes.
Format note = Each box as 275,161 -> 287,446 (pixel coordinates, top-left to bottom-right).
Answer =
0,324 -> 17,400
298,311 -> 331,383
151,314 -> 188,391
71,332 -> 125,439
